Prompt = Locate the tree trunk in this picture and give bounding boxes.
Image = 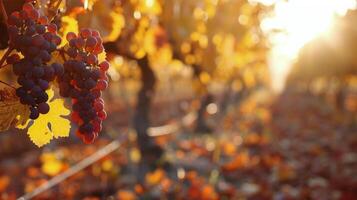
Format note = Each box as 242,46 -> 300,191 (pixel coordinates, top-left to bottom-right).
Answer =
335,80 -> 346,111
192,64 -> 213,133
134,56 -> 163,165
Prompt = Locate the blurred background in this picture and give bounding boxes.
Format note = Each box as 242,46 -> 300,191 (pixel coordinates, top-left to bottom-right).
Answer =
0,0 -> 356,199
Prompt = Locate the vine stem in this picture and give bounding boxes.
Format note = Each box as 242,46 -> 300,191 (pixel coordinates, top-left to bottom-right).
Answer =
53,0 -> 63,13
0,80 -> 16,89
57,48 -> 67,62
49,0 -> 63,21
0,0 -> 8,26
0,63 -> 8,68
0,47 -> 13,69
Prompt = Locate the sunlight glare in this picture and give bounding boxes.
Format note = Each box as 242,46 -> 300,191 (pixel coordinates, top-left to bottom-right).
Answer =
145,0 -> 155,8
259,0 -> 356,91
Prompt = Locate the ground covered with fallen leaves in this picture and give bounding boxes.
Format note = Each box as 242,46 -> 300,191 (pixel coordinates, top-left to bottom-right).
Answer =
0,90 -> 356,200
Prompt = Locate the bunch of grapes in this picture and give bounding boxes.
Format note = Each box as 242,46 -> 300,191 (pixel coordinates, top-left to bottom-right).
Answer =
7,3 -> 64,119
57,29 -> 109,143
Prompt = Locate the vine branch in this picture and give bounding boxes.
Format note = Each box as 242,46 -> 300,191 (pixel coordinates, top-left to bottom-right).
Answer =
0,80 -> 16,89
49,0 -> 63,21
0,47 -> 13,69
57,48 -> 67,62
53,0 -> 63,13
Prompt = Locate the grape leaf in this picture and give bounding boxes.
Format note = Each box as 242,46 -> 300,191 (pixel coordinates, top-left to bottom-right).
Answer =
0,88 -> 29,132
26,89 -> 71,147
98,48 -> 107,63
59,15 -> 79,47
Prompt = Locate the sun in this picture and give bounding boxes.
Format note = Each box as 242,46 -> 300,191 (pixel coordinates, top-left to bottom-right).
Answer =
257,0 -> 356,91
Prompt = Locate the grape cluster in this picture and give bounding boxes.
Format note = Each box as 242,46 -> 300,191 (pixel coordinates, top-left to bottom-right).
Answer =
58,29 -> 109,143
7,3 -> 64,119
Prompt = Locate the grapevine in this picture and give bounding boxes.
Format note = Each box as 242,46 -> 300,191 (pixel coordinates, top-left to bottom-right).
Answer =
0,1 -> 110,144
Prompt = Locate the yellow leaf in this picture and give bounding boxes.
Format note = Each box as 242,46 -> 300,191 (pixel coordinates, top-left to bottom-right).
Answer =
27,89 -> 71,147
60,16 -> 79,47
0,88 -> 29,132
98,49 -> 107,63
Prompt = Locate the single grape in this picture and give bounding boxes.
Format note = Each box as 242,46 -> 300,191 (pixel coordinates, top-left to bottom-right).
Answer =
43,32 -> 52,41
23,3 -> 34,13
27,46 -> 40,56
91,69 -> 101,80
83,78 -> 96,89
29,9 -> 39,20
22,79 -> 35,90
35,92 -> 48,103
66,32 -> 77,41
92,89 -> 101,98
39,50 -> 51,62
38,79 -> 49,90
93,45 -> 103,54
38,102 -> 50,114
74,38 -> 85,48
38,16 -> 48,25
47,23 -> 57,33
16,87 -> 27,97
98,110 -> 107,120
80,28 -> 91,38
52,63 -> 64,76
86,54 -> 97,65
25,26 -> 36,36
51,35 -> 61,45
30,107 -> 39,119
67,47 -> 78,58
41,41 -> 50,51
91,30 -> 100,37
83,133 -> 95,144
32,66 -> 44,78
35,24 -> 46,34
99,61 -> 110,71
96,80 -> 108,90
31,85 -> 42,95
79,123 -> 94,133
94,100 -> 104,111
20,10 -> 29,20
23,94 -> 36,106
85,36 -> 97,48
